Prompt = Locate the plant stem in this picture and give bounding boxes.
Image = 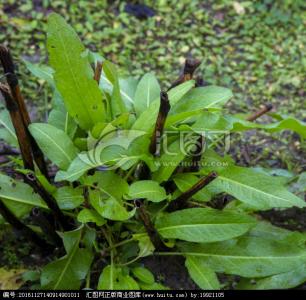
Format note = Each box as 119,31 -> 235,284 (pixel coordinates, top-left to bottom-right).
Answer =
31,207 -> 62,246
167,171 -> 218,212
0,86 -> 74,230
135,199 -> 168,251
149,91 -> 170,156
168,58 -> 201,90
25,172 -> 72,231
0,198 -> 51,249
155,252 -> 182,256
85,270 -> 91,289
0,45 -> 48,178
117,255 -> 142,267
104,238 -> 135,252
246,104 -> 273,122
181,134 -> 205,173
0,84 -> 35,170
94,61 -> 102,84
190,135 -> 205,172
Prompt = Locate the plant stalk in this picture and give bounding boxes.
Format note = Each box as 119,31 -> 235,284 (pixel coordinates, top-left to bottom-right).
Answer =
168,58 -> 201,90
246,104 -> 273,122
135,199 -> 168,251
167,171 -> 218,212
94,61 -> 102,84
149,91 -> 170,156
0,85 -> 69,230
0,45 -> 48,178
31,207 -> 62,246
0,84 -> 35,170
25,172 -> 72,231
0,198 -> 51,249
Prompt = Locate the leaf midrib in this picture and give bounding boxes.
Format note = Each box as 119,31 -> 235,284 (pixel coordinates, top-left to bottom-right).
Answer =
33,126 -> 73,164
218,175 -> 300,205
183,252 -> 306,260
0,118 -> 17,141
53,234 -> 81,289
157,222 -> 253,232
188,257 -> 214,289
53,18 -> 96,127
0,193 -> 48,209
130,189 -> 165,198
103,76 -> 133,104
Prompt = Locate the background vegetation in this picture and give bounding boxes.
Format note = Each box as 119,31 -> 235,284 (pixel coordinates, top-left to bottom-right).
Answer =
1,0 -> 305,171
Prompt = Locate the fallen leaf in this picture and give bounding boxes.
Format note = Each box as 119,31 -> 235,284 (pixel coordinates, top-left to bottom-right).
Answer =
0,268 -> 26,290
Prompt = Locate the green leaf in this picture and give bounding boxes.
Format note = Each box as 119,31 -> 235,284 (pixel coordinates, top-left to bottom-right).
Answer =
98,265 -> 117,290
185,256 -> 220,290
103,60 -> 126,116
100,74 -> 137,111
48,109 -> 77,140
248,221 -> 306,246
0,173 -> 47,217
56,129 -> 146,181
118,274 -> 140,290
179,236 -> 306,277
0,107 -> 17,147
263,117 -> 306,138
23,60 -> 55,87
237,264 -> 306,290
133,234 -> 155,258
41,227 -> 93,289
90,191 -> 135,221
171,86 -> 233,114
55,145 -> 127,182
132,267 -> 155,284
173,173 -> 212,202
54,186 -> 84,210
132,80 -> 195,133
134,73 -> 160,116
47,13 -> 105,130
84,171 -> 129,200
229,115 -> 306,138
156,208 -> 256,243
190,111 -> 232,131
29,123 -> 79,170
77,208 -> 106,226
119,77 -> 138,110
211,165 -> 306,210
98,266 -> 139,290
127,180 -> 167,202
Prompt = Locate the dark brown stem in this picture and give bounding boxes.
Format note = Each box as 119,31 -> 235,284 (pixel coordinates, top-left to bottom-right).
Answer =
135,199 -> 168,251
186,134 -> 205,173
83,186 -> 90,208
0,84 -> 34,170
191,135 -> 205,171
246,104 -> 273,122
0,46 -> 72,232
25,172 -> 72,231
149,91 -> 170,156
1,85 -> 70,230
0,45 -> 48,178
168,58 -> 201,90
0,198 -> 51,249
94,61 -> 102,84
167,171 -> 218,212
31,207 -> 62,246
